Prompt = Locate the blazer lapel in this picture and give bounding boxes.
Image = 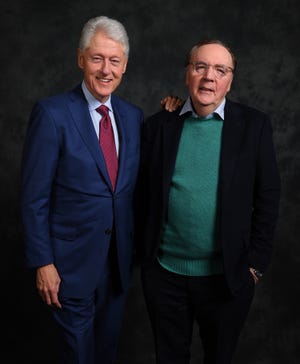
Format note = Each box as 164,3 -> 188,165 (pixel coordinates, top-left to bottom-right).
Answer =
162,111 -> 186,187
220,100 -> 246,197
111,97 -> 127,192
67,86 -> 112,186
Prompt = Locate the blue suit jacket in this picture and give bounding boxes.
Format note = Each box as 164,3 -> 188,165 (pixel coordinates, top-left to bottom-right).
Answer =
135,99 -> 281,295
21,84 -> 144,297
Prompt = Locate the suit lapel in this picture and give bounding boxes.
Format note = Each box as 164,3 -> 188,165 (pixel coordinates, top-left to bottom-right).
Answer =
220,100 -> 246,197
111,96 -> 128,192
67,86 -> 112,186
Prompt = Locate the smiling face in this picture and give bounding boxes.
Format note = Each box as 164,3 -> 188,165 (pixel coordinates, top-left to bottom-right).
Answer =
186,43 -> 234,117
78,31 -> 128,102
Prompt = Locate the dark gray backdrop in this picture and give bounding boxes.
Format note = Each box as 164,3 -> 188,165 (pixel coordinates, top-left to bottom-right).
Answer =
1,0 -> 299,363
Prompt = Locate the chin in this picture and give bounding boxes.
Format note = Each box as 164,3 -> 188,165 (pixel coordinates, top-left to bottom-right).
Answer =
95,88 -> 111,98
197,98 -> 214,106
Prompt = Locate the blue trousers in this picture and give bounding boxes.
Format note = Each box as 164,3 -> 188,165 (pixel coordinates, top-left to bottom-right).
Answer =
52,256 -> 128,364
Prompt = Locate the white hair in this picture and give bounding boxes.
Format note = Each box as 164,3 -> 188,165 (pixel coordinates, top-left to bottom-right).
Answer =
79,16 -> 129,57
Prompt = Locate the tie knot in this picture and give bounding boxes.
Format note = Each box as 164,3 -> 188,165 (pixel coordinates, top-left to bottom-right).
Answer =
96,105 -> 109,117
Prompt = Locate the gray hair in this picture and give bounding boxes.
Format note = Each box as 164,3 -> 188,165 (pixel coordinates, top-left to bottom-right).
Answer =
79,16 -> 129,57
186,39 -> 237,71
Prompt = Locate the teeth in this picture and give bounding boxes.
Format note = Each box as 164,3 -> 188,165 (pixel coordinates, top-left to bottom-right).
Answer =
96,77 -> 110,82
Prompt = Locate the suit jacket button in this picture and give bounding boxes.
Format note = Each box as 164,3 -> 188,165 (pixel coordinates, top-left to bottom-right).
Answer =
105,228 -> 112,235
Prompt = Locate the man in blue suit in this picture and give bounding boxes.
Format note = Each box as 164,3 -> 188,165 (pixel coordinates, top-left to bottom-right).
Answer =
21,16 -> 143,364
135,40 -> 281,364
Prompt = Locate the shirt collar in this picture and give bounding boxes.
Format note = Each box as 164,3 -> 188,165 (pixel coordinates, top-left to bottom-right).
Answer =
81,81 -> 112,112
179,96 -> 226,120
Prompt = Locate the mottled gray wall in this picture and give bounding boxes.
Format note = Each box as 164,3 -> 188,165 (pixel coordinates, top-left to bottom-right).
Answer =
1,0 -> 299,363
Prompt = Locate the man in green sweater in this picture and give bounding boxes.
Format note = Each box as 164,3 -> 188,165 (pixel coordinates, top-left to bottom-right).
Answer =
135,40 -> 280,364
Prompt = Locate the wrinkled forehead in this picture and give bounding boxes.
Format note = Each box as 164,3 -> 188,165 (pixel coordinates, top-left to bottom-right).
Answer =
191,44 -> 234,67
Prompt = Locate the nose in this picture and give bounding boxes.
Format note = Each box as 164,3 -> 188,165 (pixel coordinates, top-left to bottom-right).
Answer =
203,65 -> 215,80
99,59 -> 111,74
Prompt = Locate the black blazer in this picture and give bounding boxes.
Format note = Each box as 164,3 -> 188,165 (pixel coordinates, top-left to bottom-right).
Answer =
135,99 -> 280,295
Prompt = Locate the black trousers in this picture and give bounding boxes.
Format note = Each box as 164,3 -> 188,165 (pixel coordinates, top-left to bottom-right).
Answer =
141,261 -> 255,364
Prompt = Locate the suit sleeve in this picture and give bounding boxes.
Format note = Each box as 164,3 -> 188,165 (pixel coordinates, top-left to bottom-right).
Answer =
21,101 -> 60,268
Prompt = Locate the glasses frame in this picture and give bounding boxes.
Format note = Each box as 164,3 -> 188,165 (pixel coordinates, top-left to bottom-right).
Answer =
189,61 -> 234,79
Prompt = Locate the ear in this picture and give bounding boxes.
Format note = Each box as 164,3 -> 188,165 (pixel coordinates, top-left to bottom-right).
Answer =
185,69 -> 190,87
77,48 -> 84,70
122,58 -> 128,74
226,76 -> 233,93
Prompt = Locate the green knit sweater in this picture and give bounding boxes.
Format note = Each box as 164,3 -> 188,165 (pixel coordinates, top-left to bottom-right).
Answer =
158,116 -> 224,276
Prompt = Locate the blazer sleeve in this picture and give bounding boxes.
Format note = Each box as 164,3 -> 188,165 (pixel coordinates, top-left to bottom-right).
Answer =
249,115 -> 281,271
21,101 -> 60,268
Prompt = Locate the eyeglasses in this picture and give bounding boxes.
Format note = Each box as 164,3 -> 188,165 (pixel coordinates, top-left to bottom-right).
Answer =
189,61 -> 234,79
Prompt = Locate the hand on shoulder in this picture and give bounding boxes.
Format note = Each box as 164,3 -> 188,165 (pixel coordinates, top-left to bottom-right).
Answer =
160,95 -> 183,112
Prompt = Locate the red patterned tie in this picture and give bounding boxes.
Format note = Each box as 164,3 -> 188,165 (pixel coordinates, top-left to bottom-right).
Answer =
97,105 -> 118,190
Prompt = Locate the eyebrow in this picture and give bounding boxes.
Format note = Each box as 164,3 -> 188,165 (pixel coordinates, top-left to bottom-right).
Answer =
192,61 -> 234,70
194,61 -> 229,67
